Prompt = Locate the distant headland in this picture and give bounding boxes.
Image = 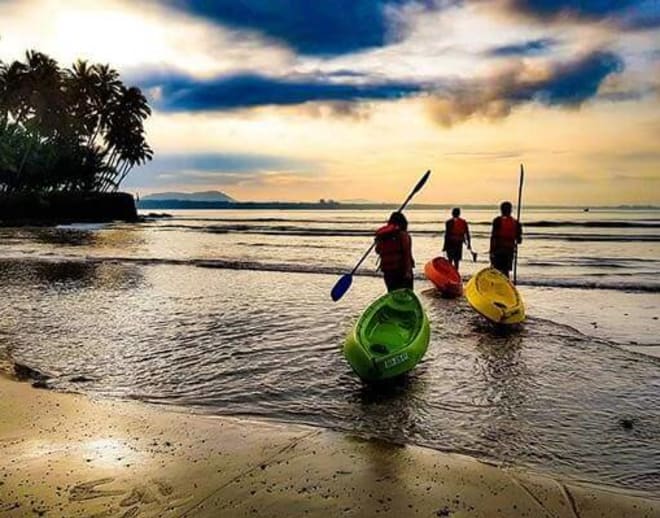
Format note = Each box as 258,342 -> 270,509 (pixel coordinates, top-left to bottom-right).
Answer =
137,193 -> 659,212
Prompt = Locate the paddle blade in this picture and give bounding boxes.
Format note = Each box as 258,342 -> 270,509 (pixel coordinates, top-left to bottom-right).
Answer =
412,169 -> 431,195
331,274 -> 353,301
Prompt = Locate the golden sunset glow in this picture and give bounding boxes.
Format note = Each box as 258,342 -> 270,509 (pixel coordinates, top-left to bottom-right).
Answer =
2,0 -> 657,204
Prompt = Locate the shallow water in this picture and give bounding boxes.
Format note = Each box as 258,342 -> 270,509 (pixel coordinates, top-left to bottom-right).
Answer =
0,208 -> 659,494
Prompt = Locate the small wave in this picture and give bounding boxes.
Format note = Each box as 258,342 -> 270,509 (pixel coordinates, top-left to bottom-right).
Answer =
3,256 -> 658,293
518,278 -> 660,292
153,224 -> 660,242
523,221 -> 660,228
153,216 -> 660,229
526,257 -> 658,269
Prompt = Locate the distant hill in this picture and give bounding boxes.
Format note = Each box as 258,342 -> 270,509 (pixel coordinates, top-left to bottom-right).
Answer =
141,191 -> 236,202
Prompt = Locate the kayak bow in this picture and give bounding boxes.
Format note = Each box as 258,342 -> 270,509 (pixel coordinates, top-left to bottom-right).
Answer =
343,289 -> 430,381
465,267 -> 525,325
424,257 -> 463,298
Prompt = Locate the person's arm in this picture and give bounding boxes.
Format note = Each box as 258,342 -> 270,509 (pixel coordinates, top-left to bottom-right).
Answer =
402,232 -> 414,275
516,221 -> 523,245
443,220 -> 450,251
490,218 -> 498,253
465,222 -> 471,249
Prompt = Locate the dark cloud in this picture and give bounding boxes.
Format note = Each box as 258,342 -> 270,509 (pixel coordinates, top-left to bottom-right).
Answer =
139,51 -> 624,125
135,152 -> 311,175
163,0 -> 449,56
427,50 -> 624,126
529,51 -> 624,105
503,0 -> 638,17
621,3 -> 660,30
488,37 -> 557,57
495,0 -> 660,30
123,152 -> 315,188
140,72 -> 423,111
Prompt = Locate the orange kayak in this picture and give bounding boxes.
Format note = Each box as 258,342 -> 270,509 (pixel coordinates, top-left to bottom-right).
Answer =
424,257 -> 463,298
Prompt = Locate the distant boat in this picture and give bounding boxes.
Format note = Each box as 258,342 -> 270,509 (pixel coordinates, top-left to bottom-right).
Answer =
584,208 -> 590,212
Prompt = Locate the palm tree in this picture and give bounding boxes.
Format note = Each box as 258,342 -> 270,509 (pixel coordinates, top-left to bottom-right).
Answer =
99,85 -> 152,191
13,51 -> 70,184
3,59 -> 29,126
0,51 -> 152,193
0,60 -> 7,123
67,60 -> 98,140
89,64 -> 121,145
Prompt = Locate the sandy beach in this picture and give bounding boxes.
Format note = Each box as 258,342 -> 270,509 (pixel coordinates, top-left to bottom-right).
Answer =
1,375 -> 657,518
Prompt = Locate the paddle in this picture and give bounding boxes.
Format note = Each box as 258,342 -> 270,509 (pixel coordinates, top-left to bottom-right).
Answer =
330,170 -> 431,301
513,163 -> 524,285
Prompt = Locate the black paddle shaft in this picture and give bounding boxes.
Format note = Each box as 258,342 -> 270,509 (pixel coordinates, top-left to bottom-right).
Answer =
513,164 -> 524,284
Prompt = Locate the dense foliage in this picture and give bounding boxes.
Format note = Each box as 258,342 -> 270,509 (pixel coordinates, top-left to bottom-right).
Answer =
0,51 -> 152,193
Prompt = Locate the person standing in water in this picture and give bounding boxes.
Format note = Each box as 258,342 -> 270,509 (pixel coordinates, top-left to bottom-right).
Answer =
490,201 -> 522,277
375,212 -> 415,292
443,207 -> 471,271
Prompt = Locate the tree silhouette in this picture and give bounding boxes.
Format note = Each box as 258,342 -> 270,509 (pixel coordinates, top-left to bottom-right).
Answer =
0,50 -> 152,193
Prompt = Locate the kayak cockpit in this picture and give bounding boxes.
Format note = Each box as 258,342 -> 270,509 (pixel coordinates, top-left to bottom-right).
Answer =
344,289 -> 431,381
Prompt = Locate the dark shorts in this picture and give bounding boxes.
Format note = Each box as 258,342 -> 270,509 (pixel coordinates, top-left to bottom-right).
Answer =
491,250 -> 514,275
445,241 -> 463,261
383,270 -> 414,292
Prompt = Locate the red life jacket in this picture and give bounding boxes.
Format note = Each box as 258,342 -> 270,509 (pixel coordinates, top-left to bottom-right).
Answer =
493,216 -> 517,249
375,223 -> 404,271
447,217 -> 467,241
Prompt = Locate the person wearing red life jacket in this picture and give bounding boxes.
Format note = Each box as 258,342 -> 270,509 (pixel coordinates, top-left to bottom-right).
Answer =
375,212 -> 415,292
443,207 -> 471,271
490,201 -> 522,277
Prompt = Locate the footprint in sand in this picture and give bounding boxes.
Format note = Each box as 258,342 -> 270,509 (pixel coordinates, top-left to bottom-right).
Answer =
151,478 -> 174,496
69,478 -> 124,502
119,486 -> 158,507
120,506 -> 140,518
73,477 -> 178,517
90,507 -> 140,518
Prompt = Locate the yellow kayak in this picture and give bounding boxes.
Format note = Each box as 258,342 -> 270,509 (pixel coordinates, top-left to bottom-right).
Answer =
465,267 -> 525,325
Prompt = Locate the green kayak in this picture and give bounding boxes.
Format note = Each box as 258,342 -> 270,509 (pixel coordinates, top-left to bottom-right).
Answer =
343,289 -> 431,382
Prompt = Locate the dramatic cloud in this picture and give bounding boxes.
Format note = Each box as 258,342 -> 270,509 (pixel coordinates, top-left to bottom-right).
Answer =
488,37 -> 557,57
139,50 -> 624,122
139,72 -> 423,111
2,0 -> 655,202
503,0 -> 639,17
496,0 -> 660,30
427,50 -> 624,126
162,0 -> 449,56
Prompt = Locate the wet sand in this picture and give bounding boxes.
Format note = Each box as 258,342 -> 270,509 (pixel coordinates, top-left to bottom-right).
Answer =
0,376 -> 657,517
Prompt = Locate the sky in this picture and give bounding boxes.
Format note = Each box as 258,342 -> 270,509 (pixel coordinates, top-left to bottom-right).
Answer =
1,0 -> 658,204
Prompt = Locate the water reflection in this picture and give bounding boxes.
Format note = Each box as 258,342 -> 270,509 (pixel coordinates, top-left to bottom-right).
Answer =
33,228 -> 99,246
0,262 -> 658,494
354,375 -> 421,442
474,332 -> 529,464
0,259 -> 144,290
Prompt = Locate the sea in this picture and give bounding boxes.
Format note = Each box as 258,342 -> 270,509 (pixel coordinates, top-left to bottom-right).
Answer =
0,207 -> 658,495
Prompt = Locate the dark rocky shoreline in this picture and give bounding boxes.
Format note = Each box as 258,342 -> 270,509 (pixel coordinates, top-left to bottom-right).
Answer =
0,192 -> 138,226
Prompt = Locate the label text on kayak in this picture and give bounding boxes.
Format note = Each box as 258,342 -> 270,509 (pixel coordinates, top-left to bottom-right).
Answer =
383,353 -> 409,369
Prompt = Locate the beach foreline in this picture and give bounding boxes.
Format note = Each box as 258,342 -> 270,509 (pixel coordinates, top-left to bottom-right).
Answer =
0,376 -> 657,517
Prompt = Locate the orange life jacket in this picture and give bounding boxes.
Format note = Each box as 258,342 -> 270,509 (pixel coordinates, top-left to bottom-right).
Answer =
375,223 -> 404,272
493,216 -> 518,249
447,217 -> 467,241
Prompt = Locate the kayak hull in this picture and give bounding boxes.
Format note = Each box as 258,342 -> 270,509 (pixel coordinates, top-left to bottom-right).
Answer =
343,289 -> 430,382
424,257 -> 463,298
465,267 -> 525,325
